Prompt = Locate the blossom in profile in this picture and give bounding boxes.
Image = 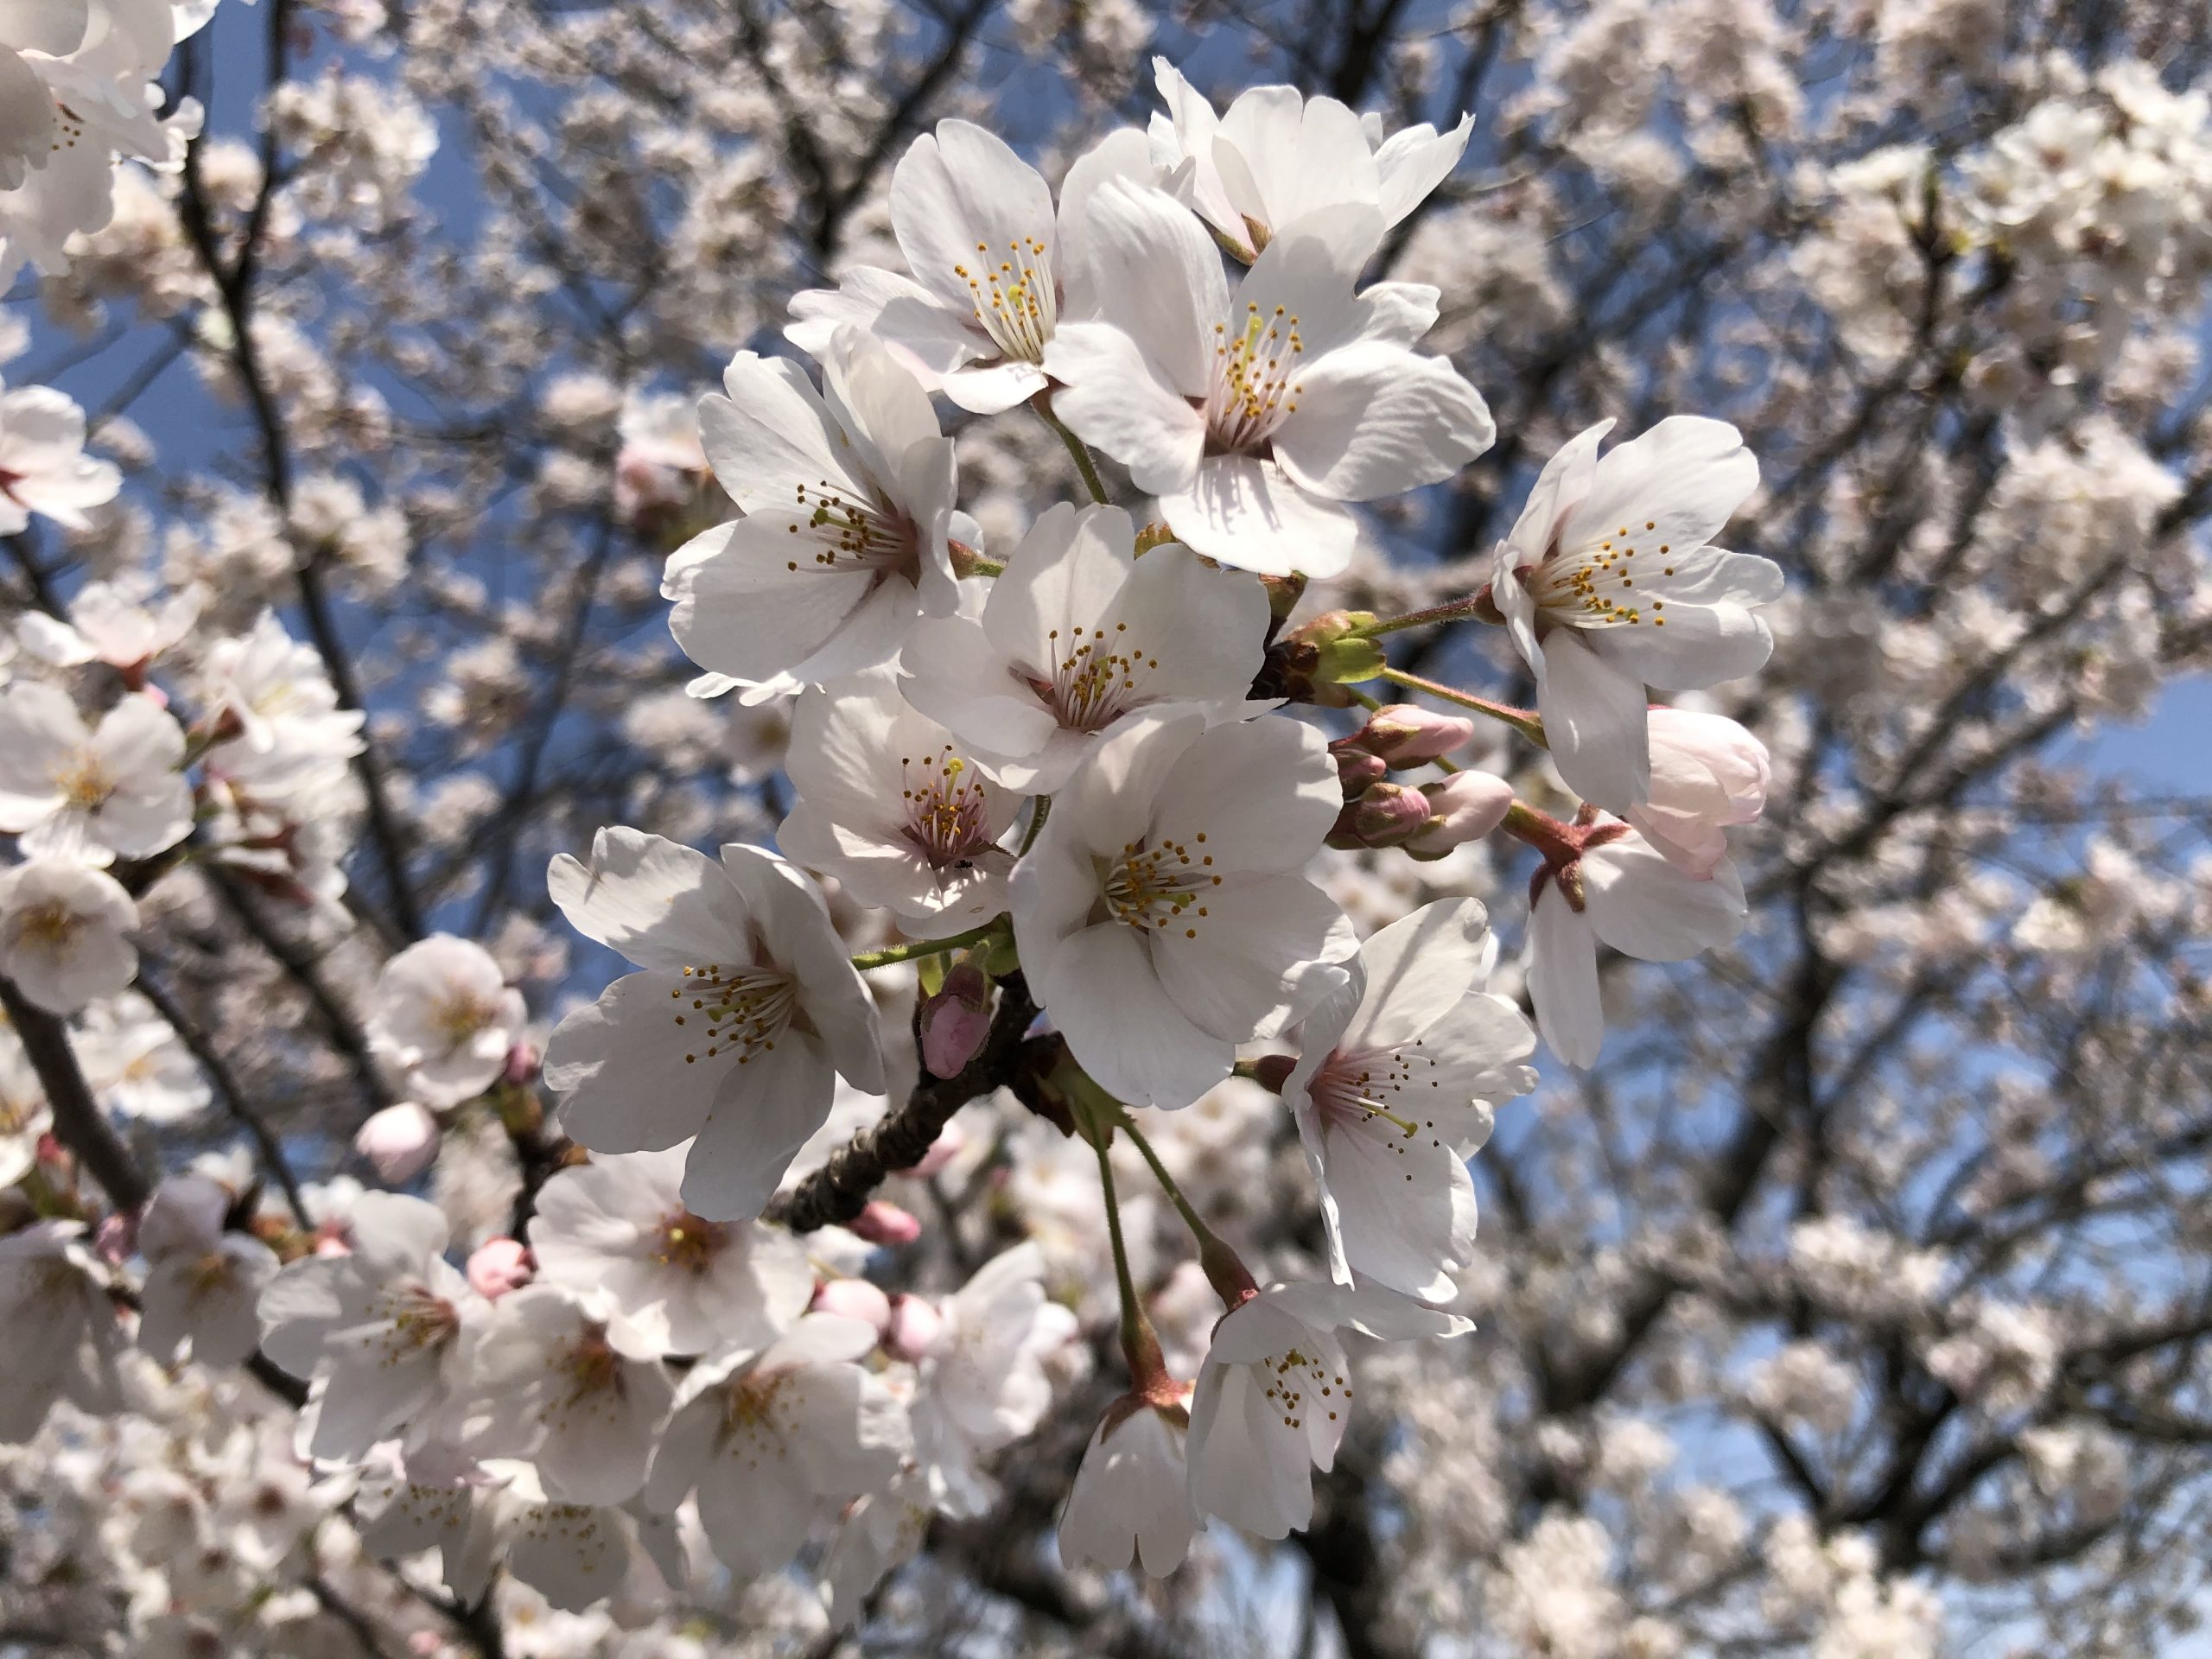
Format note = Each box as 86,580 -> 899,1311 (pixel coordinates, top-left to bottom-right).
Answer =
1147,57 -> 1473,261
1058,1388 -> 1198,1578
1185,1281 -> 1470,1538
1628,707 -> 1770,877
1491,417 -> 1777,810
1524,820 -> 1749,1067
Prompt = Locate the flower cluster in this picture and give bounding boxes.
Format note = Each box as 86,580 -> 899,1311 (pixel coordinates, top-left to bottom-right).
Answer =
367,61 -> 1778,1603
15,4 -> 2196,1653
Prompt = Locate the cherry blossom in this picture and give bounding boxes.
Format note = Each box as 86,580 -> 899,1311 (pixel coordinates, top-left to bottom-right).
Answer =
542,828 -> 885,1219
1525,821 -> 1750,1067
789,120 -> 1145,413
457,1284 -> 676,1504
136,1173 -> 278,1369
0,380 -> 122,533
197,611 -> 368,802
1046,179 -> 1492,575
14,576 -> 200,675
1491,417 -> 1778,809
364,934 -> 525,1107
0,1219 -> 123,1440
905,1243 -> 1079,1516
527,1144 -> 813,1360
1284,900 -> 1536,1298
1058,1389 -> 1198,1578
1627,707 -> 1771,877
666,326 -> 959,690
776,667 -> 1023,929
1147,57 -> 1474,262
0,685 -> 190,867
0,1 -> 91,193
0,855 -> 137,1014
1010,709 -> 1355,1109
256,1192 -> 480,1461
1185,1282 -> 1470,1539
644,1313 -> 911,1578
900,502 -> 1274,791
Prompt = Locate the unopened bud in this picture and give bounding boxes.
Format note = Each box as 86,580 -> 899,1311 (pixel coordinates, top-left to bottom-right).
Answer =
919,963 -> 992,1080
1259,572 -> 1308,626
1346,703 -> 1475,766
1332,745 -> 1389,798
883,1293 -> 944,1361
502,1041 -> 541,1086
354,1103 -> 441,1185
1406,771 -> 1516,858
811,1276 -> 893,1337
1289,610 -> 1384,685
467,1236 -> 533,1300
850,1200 -> 922,1247
1328,781 -> 1434,849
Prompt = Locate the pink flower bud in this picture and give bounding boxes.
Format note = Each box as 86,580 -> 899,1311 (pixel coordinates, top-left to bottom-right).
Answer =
1330,744 -> 1389,798
910,1120 -> 967,1179
1347,703 -> 1476,765
1626,709 -> 1770,877
919,964 -> 992,1080
883,1293 -> 944,1361
467,1237 -> 533,1300
353,1103 -> 441,1184
810,1275 -> 893,1336
1406,770 -> 1516,858
850,1200 -> 922,1247
502,1041 -> 541,1086
1328,781 -> 1433,849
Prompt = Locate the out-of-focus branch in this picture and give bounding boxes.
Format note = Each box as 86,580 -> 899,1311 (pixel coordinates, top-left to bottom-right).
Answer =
173,5 -> 426,944
0,977 -> 149,1211
134,968 -> 314,1230
204,862 -> 394,1119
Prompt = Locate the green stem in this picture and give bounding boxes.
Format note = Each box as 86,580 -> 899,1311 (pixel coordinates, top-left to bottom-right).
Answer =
849,918 -> 1005,971
1089,1125 -> 1166,1382
1355,594 -> 1499,637
1344,686 -> 1384,712
1036,397 -> 1110,505
1119,1109 -> 1259,1306
1379,666 -> 1547,747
